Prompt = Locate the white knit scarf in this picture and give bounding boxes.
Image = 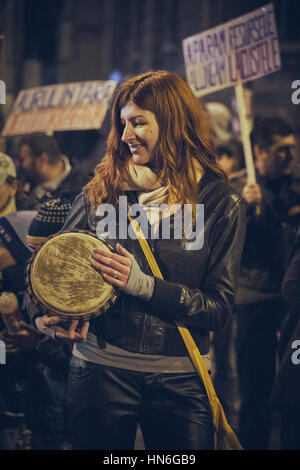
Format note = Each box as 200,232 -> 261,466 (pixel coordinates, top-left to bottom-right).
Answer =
121,158 -> 203,226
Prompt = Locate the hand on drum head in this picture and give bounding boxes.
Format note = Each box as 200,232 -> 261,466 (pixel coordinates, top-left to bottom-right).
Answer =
91,243 -> 133,288
35,315 -> 89,343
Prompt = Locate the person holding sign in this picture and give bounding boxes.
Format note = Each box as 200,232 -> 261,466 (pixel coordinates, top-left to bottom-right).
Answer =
270,224 -> 300,450
27,70 -> 246,450
230,116 -> 300,450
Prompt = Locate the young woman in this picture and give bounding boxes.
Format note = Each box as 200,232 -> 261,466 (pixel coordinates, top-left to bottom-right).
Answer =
32,70 -> 246,450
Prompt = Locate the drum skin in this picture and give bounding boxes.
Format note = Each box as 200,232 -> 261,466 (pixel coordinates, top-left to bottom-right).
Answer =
26,230 -> 118,321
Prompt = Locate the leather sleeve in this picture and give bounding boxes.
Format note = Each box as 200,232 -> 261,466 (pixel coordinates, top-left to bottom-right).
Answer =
147,197 -> 246,331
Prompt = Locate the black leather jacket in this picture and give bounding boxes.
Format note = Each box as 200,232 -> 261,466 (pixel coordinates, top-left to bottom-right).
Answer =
62,169 -> 246,356
230,167 -> 300,300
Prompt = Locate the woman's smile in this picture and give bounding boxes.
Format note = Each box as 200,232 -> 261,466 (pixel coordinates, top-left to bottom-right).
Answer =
120,101 -> 159,165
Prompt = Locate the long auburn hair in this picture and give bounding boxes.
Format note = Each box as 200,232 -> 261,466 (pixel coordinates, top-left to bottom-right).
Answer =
86,70 -> 227,208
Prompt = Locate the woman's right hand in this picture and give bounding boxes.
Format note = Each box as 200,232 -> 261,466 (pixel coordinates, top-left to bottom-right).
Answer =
35,315 -> 89,343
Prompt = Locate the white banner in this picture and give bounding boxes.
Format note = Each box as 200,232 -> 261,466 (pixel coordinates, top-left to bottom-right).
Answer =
182,3 -> 281,97
2,80 -> 117,136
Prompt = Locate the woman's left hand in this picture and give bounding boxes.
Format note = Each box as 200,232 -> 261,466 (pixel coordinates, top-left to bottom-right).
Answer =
91,243 -> 133,288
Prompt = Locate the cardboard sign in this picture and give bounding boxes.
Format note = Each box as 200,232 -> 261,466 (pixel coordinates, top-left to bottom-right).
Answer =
182,3 -> 281,97
2,80 -> 117,136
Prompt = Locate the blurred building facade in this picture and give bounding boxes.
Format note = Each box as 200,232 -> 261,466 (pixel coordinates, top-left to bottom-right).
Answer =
0,0 -> 299,133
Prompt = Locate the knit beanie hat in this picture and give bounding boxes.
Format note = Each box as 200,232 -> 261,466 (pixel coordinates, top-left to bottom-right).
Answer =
27,191 -> 72,249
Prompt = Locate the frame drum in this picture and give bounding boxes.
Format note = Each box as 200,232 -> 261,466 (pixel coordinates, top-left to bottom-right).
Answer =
26,230 -> 118,321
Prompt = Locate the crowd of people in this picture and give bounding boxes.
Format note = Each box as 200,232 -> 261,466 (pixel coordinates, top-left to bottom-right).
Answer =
0,70 -> 299,451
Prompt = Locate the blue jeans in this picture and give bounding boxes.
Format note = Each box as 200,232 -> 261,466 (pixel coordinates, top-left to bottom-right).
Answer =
67,356 -> 213,450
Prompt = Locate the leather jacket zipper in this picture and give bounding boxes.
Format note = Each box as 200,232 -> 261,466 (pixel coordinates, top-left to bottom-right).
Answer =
139,312 -> 150,353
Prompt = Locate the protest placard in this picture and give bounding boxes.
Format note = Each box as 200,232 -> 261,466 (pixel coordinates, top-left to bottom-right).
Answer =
183,3 -> 281,196
182,3 -> 281,98
2,80 -> 117,136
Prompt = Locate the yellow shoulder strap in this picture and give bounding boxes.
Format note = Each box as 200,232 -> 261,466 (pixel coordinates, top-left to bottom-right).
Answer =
128,214 -> 215,386
127,214 -> 243,450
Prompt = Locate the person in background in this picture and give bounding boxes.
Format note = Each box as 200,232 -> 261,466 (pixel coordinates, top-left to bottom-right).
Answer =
0,209 -> 37,450
54,129 -> 107,182
0,153 -> 18,218
270,224 -> 300,450
16,133 -> 89,210
0,210 -> 36,293
205,102 -> 233,146
230,116 -> 300,449
205,102 -> 244,176
216,141 -> 244,177
0,193 -> 72,450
